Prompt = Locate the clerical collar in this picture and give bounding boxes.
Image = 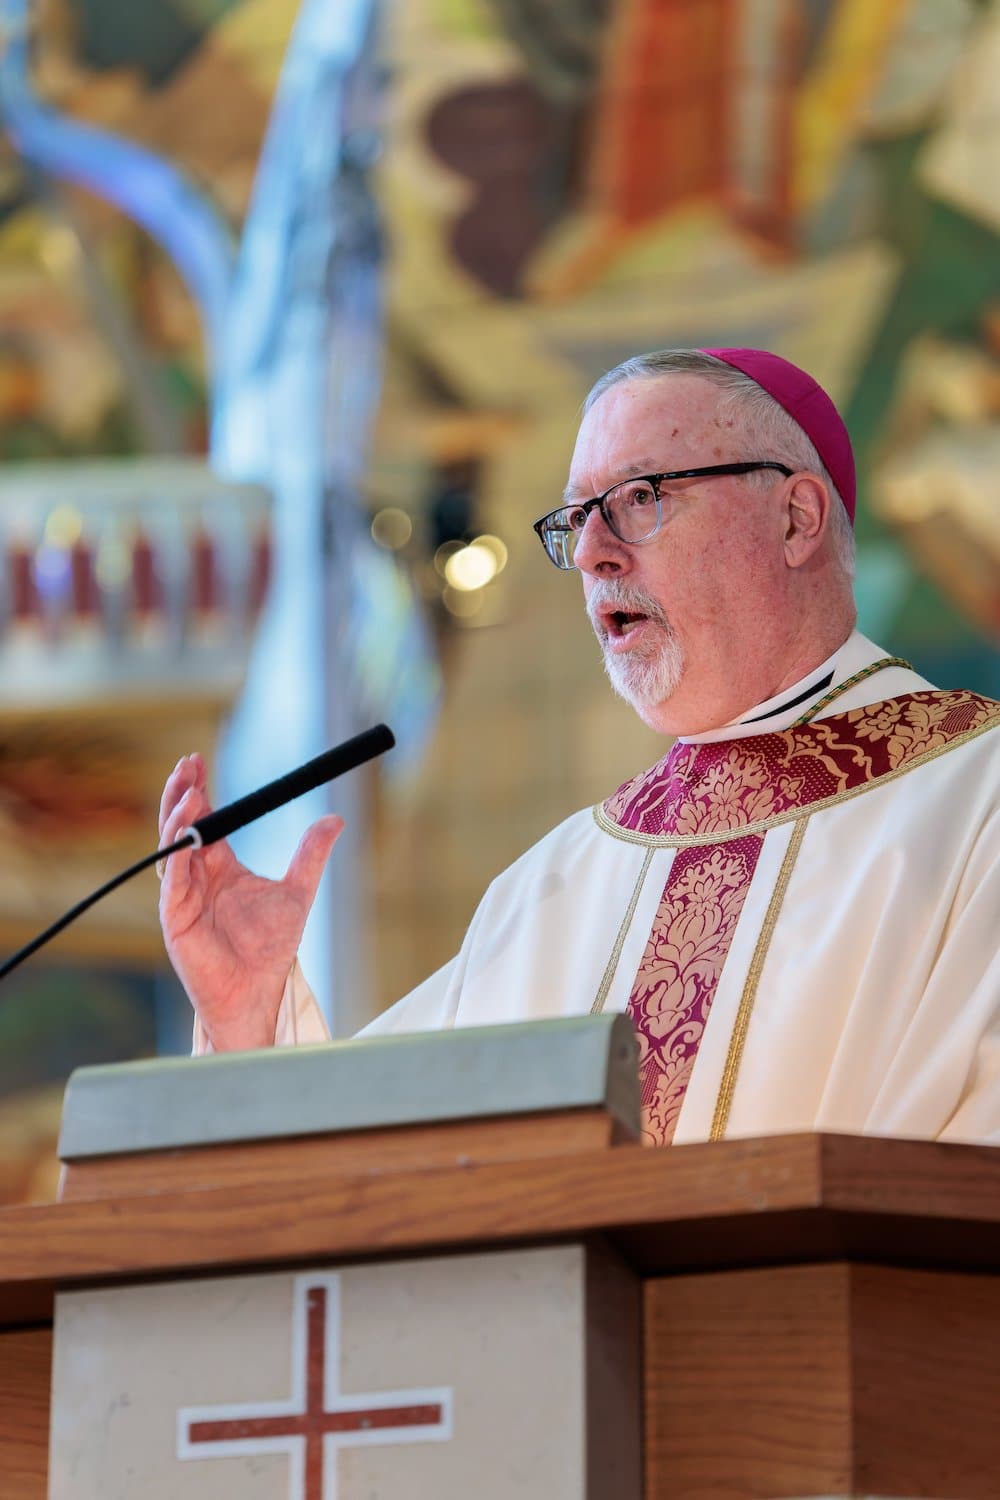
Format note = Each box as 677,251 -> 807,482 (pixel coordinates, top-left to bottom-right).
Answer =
740,667 -> 835,721
678,639 -> 847,745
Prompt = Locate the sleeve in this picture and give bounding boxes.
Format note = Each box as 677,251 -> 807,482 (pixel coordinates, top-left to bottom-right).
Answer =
354,857 -> 525,1036
939,1025 -> 1000,1144
930,803 -> 1000,1144
355,954 -> 462,1036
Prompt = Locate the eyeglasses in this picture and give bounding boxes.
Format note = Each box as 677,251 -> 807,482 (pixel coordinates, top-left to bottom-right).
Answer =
533,462 -> 794,570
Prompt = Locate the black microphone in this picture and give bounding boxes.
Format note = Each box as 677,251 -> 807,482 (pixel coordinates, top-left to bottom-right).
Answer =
184,724 -> 395,848
0,723 -> 395,984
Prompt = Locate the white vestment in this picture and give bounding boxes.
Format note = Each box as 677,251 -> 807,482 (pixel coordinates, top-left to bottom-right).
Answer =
195,633 -> 1000,1144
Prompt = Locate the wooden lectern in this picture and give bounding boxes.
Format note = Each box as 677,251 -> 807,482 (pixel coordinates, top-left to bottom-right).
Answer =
3,1017 -> 1000,1498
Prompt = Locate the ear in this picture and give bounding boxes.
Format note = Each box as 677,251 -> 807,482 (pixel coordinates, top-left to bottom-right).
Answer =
783,473 -> 830,569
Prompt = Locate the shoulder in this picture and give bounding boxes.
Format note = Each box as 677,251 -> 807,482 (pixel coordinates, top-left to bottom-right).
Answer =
480,797 -> 650,903
488,805 -> 608,883
822,688 -> 999,768
801,691 -> 999,857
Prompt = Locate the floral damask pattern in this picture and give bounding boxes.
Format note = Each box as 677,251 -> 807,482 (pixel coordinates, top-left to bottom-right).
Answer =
617,688 -> 998,1144
604,690 -> 997,839
848,691 -> 991,767
629,835 -> 763,1144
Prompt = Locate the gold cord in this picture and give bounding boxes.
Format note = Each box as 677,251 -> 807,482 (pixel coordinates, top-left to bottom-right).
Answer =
591,849 -> 655,1015
792,656 -> 913,726
709,816 -> 810,1140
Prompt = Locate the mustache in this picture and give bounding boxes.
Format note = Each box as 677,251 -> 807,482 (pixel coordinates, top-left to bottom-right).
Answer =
586,578 -> 671,633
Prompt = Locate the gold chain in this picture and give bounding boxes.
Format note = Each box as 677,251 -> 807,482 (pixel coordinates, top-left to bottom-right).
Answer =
792,656 -> 913,726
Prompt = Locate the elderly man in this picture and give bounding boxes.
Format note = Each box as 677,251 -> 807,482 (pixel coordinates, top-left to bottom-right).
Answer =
159,348 -> 1000,1144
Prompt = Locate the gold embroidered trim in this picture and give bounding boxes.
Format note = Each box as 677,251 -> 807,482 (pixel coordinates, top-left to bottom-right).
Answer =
709,817 -> 809,1141
592,715 -> 998,848
590,847 -> 655,1015
792,656 -> 913,726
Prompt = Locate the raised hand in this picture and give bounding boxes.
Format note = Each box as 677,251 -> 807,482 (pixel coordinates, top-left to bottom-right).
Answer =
157,754 -> 344,1051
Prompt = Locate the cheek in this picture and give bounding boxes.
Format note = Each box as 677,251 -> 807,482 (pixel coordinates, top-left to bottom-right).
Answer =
664,533 -> 771,629
735,533 -> 783,596
655,539 -> 724,619
711,506 -> 774,573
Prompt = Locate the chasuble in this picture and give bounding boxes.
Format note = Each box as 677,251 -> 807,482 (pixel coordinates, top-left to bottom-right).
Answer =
195,634 -> 1000,1145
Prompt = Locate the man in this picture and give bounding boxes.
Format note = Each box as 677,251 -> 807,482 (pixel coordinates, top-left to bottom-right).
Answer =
159,348 -> 1000,1144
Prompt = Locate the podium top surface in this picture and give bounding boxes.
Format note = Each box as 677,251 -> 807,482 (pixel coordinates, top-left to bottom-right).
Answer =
58,1014 -> 640,1160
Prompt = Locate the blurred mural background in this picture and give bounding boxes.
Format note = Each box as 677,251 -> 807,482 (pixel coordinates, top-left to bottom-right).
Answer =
0,0 -> 997,1203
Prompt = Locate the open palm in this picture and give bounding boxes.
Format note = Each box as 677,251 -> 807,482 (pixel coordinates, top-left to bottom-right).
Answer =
158,753 -> 343,1050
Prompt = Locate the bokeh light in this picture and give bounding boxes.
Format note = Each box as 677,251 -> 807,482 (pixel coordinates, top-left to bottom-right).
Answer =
443,541 -> 497,592
371,507 -> 413,550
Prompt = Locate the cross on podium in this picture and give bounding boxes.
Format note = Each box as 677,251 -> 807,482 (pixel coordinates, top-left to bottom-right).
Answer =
179,1274 -> 453,1499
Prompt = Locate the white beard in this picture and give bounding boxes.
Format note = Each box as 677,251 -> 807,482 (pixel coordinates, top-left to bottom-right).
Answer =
587,580 -> 686,713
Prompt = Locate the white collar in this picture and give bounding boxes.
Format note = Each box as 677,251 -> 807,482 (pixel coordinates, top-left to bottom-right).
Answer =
678,630 -> 927,745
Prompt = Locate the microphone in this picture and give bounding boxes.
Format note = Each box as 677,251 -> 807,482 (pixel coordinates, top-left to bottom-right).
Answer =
184,724 -> 395,849
0,723 -> 395,984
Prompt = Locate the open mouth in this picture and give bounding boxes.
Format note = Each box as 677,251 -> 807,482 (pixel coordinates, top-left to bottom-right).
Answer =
601,607 -> 651,642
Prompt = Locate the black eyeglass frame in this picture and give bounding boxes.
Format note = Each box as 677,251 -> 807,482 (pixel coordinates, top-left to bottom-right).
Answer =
533,461 -> 795,570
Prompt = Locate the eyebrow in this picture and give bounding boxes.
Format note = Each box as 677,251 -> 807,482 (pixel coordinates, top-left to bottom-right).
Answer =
562,459 -> 663,502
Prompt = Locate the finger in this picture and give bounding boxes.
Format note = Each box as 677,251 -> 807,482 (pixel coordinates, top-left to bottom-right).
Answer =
158,840 -> 192,901
188,752 -> 208,793
158,753 -> 209,840
158,756 -> 199,841
159,785 -> 206,904
283,814 -> 345,907
161,783 -> 212,852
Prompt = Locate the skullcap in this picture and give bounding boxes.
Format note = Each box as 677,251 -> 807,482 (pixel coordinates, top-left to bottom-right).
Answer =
700,347 -> 856,523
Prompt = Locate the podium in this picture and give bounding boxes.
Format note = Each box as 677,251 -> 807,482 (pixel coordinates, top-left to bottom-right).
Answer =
3,1020 -> 1000,1498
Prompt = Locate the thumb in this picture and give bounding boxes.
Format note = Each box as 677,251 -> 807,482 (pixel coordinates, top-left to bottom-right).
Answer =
283,814 -> 345,905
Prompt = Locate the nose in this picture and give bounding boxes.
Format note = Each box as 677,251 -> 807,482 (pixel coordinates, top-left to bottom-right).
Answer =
572,504 -> 630,577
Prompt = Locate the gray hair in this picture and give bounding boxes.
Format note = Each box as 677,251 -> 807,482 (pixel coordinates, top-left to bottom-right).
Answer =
585,348 -> 856,577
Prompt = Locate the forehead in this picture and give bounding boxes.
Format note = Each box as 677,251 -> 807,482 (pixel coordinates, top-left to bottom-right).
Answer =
569,374 -> 735,491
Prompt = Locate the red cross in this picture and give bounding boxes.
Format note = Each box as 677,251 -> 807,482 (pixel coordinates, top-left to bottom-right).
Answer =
183,1278 -> 450,1500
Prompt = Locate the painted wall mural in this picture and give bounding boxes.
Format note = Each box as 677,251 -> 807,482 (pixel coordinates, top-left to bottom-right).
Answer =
371,0 -> 998,667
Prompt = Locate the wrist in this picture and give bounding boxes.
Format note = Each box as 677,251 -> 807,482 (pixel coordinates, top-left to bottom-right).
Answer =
202,1005 -> 277,1053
